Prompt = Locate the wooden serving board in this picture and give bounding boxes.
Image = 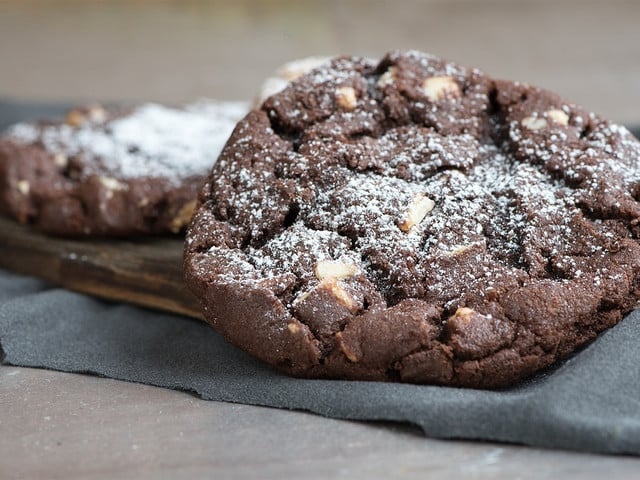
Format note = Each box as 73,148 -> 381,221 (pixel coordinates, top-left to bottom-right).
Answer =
0,216 -> 202,319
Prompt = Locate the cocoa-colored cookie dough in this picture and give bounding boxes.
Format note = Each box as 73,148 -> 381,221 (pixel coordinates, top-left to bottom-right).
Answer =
185,50 -> 640,388
0,101 -> 246,236
255,56 -> 333,106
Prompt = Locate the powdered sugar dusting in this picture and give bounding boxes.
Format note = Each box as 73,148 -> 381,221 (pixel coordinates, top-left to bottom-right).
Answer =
184,50 -> 640,387
249,222 -> 354,282
193,51 -> 640,308
7,100 -> 247,181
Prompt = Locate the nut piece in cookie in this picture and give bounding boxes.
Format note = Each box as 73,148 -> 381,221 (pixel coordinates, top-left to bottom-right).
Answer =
546,108 -> 569,125
521,115 -> 548,131
314,260 -> 358,280
422,76 -> 461,101
16,180 -> 30,195
377,66 -> 398,88
398,193 -> 435,232
293,279 -> 361,340
335,86 -> 358,110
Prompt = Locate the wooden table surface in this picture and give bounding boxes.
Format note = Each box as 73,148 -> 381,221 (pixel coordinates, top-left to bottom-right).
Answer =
2,0 -> 640,478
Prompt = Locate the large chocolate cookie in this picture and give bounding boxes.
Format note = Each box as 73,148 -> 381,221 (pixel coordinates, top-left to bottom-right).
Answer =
184,51 -> 640,388
0,101 -> 246,236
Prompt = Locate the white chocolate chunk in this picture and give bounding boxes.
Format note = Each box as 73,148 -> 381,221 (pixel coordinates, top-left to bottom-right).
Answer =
521,116 -> 548,131
292,289 -> 311,307
377,66 -> 398,88
335,86 -> 358,110
53,153 -> 68,168
98,176 -> 129,191
445,244 -> 475,257
398,193 -> 435,232
287,322 -> 301,334
422,76 -> 461,101
546,109 -> 569,126
450,307 -> 476,323
315,260 -> 358,280
17,180 -> 30,195
322,278 -> 358,312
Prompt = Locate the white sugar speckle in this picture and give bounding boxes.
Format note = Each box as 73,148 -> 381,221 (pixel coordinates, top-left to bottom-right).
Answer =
7,100 -> 247,182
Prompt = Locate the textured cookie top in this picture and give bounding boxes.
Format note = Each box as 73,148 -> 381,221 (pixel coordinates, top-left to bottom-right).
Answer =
0,100 -> 247,236
6,100 -> 247,183
185,51 -> 640,387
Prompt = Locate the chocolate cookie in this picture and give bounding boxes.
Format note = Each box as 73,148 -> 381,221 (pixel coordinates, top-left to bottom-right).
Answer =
184,51 -> 640,388
0,101 -> 246,236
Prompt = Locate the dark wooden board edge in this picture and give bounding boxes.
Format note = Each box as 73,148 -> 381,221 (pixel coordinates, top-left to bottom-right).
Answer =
0,216 -> 203,320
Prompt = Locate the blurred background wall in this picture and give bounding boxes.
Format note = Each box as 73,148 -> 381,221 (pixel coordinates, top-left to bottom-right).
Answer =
0,0 -> 638,124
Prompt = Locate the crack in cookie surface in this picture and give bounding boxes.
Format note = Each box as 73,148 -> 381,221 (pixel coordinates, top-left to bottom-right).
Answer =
185,50 -> 640,388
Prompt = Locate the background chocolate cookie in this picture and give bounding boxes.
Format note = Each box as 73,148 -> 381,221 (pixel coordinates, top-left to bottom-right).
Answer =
185,50 -> 640,388
0,100 -> 246,236
255,56 -> 333,106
